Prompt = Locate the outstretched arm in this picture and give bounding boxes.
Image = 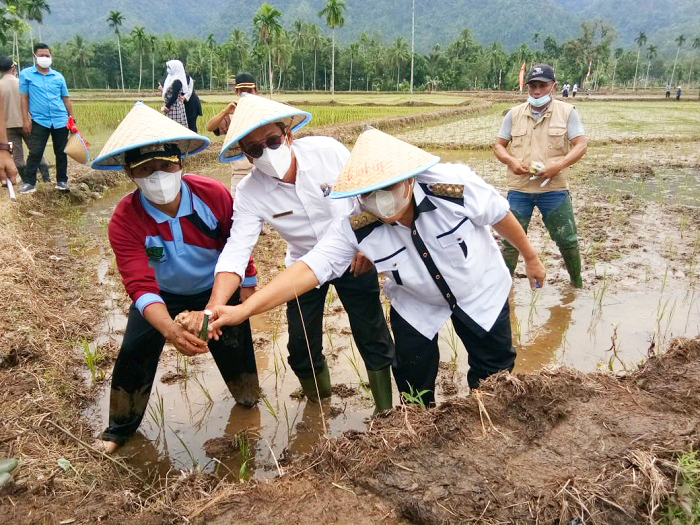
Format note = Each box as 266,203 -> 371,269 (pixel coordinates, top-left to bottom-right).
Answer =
492,211 -> 546,289
209,261 -> 319,335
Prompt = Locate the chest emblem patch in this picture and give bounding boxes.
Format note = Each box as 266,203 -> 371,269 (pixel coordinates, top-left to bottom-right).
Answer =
146,246 -> 165,261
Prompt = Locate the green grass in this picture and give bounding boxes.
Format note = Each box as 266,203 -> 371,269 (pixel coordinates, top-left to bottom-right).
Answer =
662,450 -> 700,524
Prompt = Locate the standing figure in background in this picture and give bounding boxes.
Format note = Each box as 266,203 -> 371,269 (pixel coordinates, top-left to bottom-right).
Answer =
18,43 -> 74,193
493,64 -> 588,288
665,82 -> 671,98
160,60 -> 188,128
572,83 -> 578,97
0,90 -> 19,185
182,73 -> 202,133
0,57 -> 49,183
206,72 -> 259,194
676,86 -> 682,101
562,83 -> 569,98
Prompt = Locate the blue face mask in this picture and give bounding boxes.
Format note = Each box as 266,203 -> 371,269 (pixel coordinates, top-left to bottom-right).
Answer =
528,94 -> 551,108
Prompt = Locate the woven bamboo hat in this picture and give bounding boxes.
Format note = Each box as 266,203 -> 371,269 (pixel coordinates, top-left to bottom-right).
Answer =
64,133 -> 90,164
331,128 -> 440,199
219,94 -> 311,162
91,102 -> 209,170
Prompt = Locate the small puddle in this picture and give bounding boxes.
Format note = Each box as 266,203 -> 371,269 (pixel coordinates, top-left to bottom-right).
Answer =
77,153 -> 700,481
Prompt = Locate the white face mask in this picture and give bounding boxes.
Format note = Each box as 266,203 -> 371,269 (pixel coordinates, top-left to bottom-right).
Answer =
359,179 -> 414,220
35,56 -> 52,69
252,142 -> 292,179
134,169 -> 183,205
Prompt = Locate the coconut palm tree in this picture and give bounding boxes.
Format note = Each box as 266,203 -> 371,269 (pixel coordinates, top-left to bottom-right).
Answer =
148,34 -> 157,90
633,31 -> 646,90
389,37 -> 410,91
670,34 -> 685,86
131,26 -> 147,91
687,37 -> 700,86
348,42 -> 359,91
318,0 -> 346,99
253,3 -> 282,97
290,20 -> 307,90
107,11 -> 125,92
645,45 -> 657,88
610,47 -> 623,91
205,34 -> 216,90
20,0 -> 50,52
69,35 -> 93,88
306,24 -> 323,91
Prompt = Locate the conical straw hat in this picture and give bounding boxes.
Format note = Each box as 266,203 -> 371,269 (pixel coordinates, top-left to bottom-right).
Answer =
64,132 -> 89,164
91,102 -> 209,170
331,128 -> 440,199
219,94 -> 311,162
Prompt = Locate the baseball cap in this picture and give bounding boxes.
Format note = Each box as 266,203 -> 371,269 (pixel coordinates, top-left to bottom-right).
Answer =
526,64 -> 556,84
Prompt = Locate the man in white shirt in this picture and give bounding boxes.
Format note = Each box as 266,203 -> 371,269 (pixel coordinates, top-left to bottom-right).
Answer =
183,95 -> 395,412
205,128 -> 546,407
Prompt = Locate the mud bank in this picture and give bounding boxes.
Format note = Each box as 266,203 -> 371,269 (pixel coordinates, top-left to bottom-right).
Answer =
196,338 -> 700,525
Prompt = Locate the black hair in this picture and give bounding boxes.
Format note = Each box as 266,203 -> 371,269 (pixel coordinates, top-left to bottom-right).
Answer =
0,56 -> 12,72
34,43 -> 50,53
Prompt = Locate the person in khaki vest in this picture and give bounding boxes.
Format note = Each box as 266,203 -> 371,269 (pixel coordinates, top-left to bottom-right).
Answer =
493,64 -> 587,288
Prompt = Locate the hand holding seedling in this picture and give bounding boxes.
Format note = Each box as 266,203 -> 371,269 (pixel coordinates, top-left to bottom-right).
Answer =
208,305 -> 249,340
165,322 -> 209,356
524,256 -> 546,290
175,309 -> 209,338
536,161 -> 562,181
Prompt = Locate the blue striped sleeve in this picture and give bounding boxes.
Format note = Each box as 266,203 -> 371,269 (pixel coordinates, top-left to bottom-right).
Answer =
135,293 -> 165,315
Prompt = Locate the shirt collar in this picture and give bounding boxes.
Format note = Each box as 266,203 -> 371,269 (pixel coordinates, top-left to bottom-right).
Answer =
413,182 -> 438,216
31,66 -> 56,76
139,180 -> 192,223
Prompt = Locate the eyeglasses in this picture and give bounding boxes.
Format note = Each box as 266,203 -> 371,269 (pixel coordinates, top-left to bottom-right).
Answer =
241,133 -> 284,159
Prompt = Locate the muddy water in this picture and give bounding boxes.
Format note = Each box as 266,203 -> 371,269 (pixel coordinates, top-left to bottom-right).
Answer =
81,152 -> 700,480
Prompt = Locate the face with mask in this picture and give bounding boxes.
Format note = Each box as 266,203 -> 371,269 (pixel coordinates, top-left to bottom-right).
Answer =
128,158 -> 183,205
358,178 -> 415,221
241,123 -> 293,180
527,80 -> 555,108
34,49 -> 52,69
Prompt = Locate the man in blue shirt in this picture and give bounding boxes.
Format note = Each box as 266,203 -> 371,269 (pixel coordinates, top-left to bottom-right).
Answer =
18,43 -> 74,193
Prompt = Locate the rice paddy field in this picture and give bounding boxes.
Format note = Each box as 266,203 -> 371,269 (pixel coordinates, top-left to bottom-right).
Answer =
2,93 -> 700,524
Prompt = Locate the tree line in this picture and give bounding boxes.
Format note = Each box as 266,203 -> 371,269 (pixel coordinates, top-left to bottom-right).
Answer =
2,1 -> 699,93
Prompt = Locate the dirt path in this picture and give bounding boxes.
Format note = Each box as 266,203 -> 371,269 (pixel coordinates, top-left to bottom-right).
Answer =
197,338 -> 700,524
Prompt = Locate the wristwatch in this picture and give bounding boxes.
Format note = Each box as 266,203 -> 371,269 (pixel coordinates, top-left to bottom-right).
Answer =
0,142 -> 13,154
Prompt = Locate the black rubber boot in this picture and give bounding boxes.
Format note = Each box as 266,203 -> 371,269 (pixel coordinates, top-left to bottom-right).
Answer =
367,367 -> 393,414
542,195 -> 583,288
299,362 -> 332,403
500,210 -> 531,275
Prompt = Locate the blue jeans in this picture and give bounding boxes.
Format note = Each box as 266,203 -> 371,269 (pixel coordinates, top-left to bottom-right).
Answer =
507,190 -> 569,219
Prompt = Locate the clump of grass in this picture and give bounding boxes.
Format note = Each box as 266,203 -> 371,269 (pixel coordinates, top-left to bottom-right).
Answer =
662,450 -> 700,524
401,384 -> 429,409
147,388 -> 165,431
236,431 -> 252,482
81,339 -> 105,383
345,340 -> 369,395
440,322 -> 459,372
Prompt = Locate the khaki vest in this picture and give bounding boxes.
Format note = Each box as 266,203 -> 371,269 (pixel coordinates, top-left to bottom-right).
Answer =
506,99 -> 573,193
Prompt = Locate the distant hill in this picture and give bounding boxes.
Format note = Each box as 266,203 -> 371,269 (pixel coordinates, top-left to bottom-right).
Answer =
36,0 -> 700,54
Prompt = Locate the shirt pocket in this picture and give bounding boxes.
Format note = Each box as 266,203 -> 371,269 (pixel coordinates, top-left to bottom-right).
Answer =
436,217 -> 473,268
510,126 -> 527,149
373,246 -> 410,286
144,241 -> 168,267
547,125 -> 567,154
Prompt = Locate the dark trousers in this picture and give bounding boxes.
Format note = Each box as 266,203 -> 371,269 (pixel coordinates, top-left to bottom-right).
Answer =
286,267 -> 394,379
390,300 -> 515,406
101,288 -> 257,445
23,121 -> 68,185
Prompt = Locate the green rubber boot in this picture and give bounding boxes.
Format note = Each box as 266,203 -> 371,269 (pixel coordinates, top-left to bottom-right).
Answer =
542,195 -> 583,288
367,367 -> 393,414
500,210 -> 532,275
299,362 -> 332,403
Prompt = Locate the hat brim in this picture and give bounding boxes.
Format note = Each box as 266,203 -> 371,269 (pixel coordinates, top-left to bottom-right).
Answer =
219,111 -> 311,163
527,76 -> 555,83
330,157 -> 440,199
92,137 -> 209,171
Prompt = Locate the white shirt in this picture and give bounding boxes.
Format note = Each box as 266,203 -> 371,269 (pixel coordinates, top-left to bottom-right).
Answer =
301,163 -> 512,339
216,136 -> 352,278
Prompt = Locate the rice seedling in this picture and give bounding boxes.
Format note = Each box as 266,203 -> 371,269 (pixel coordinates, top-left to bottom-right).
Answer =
147,388 -> 165,431
440,321 -> 460,372
589,273 -> 610,332
282,402 -> 299,443
175,351 -> 190,379
168,425 -> 198,469
81,339 -> 104,382
527,288 -> 542,328
191,373 -> 213,403
346,340 -> 370,395
401,384 -> 430,409
261,396 -> 279,422
236,431 -> 252,482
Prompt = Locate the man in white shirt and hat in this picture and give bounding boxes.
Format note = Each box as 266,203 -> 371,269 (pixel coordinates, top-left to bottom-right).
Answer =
180,95 -> 395,412
203,128 -> 546,407
90,102 -> 259,453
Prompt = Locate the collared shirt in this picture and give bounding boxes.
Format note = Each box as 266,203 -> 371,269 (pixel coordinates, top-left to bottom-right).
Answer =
109,175 -> 257,315
215,136 -> 352,278
18,66 -> 69,128
0,73 -> 23,128
301,163 -> 512,340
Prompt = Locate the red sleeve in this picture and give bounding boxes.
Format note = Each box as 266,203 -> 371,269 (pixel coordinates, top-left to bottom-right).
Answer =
244,256 -> 257,279
108,196 -> 160,303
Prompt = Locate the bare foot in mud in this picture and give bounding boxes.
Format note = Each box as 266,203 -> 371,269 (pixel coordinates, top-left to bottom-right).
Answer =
93,440 -> 120,454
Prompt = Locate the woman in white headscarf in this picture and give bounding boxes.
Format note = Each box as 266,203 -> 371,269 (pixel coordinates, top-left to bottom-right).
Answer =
160,60 -> 188,127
